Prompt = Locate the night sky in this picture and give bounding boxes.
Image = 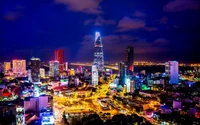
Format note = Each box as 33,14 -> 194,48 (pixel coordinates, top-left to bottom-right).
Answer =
0,0 -> 200,63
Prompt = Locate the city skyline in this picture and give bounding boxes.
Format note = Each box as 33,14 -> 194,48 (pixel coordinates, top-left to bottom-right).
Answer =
0,0 -> 200,63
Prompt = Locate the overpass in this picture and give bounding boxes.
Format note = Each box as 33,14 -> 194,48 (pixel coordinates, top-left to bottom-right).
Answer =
70,63 -> 118,70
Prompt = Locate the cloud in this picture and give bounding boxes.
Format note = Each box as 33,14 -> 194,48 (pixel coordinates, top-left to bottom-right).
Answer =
133,11 -> 146,17
4,12 -> 22,21
84,16 -> 116,26
144,27 -> 158,32
153,38 -> 169,47
55,0 -> 103,14
160,16 -> 168,24
163,0 -> 200,12
76,34 -> 169,61
117,17 -> 145,32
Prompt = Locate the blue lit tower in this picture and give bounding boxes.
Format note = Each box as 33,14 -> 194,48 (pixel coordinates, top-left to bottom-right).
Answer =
94,32 -> 104,72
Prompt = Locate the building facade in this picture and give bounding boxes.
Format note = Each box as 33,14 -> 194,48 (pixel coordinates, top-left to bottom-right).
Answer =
119,61 -> 128,85
4,62 -> 11,73
49,61 -> 60,77
165,61 -> 179,84
94,32 -> 104,72
92,65 -> 98,87
40,68 -> 45,78
54,49 -> 64,74
12,60 -> 26,74
30,58 -> 40,82
126,46 -> 134,74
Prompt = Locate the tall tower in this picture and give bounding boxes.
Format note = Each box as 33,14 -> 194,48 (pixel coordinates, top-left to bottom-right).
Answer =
126,46 -> 134,74
118,61 -> 128,85
94,32 -> 104,72
30,57 -> 40,82
54,49 -> 64,74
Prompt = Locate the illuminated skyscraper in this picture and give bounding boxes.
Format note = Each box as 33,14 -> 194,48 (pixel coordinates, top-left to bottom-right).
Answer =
119,61 -> 128,85
12,60 -> 26,74
94,32 -> 104,72
92,65 -> 98,87
126,78 -> 131,93
49,61 -> 60,77
4,62 -> 11,73
165,61 -> 179,84
30,57 -> 40,82
65,62 -> 68,71
126,46 -> 134,74
54,49 -> 64,74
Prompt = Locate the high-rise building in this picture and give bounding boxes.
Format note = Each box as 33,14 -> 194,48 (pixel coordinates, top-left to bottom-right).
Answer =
119,61 -> 128,85
65,62 -> 68,71
126,78 -> 131,93
54,49 -> 64,74
30,58 -> 40,82
94,32 -> 104,72
4,62 -> 11,73
24,95 -> 48,115
12,60 -> 26,74
92,65 -> 98,87
49,61 -> 60,77
28,69 -> 32,82
126,46 -> 134,74
130,80 -> 135,93
40,68 -> 45,78
165,61 -> 179,84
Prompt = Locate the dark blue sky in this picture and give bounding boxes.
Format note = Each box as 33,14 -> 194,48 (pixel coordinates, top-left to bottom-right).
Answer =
0,0 -> 200,63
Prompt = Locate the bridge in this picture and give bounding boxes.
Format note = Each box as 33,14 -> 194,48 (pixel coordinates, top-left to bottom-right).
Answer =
70,63 -> 118,70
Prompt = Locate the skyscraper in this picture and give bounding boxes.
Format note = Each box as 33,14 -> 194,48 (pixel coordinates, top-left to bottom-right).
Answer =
12,60 -> 26,74
49,61 -> 60,77
119,61 -> 128,85
94,32 -> 104,72
92,65 -> 98,87
30,57 -> 40,82
126,46 -> 134,74
54,49 -> 64,74
165,61 -> 179,84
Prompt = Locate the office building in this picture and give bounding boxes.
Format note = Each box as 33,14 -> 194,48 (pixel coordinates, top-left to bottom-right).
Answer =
65,62 -> 68,71
165,61 -> 179,84
4,62 -> 11,73
12,60 -> 26,74
126,46 -> 134,74
92,65 -> 98,87
130,80 -> 134,93
24,95 -> 48,115
28,69 -> 32,82
54,49 -> 64,74
30,58 -> 40,82
94,32 -> 104,72
118,61 -> 128,85
126,78 -> 130,93
49,61 -> 59,77
40,68 -> 45,78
